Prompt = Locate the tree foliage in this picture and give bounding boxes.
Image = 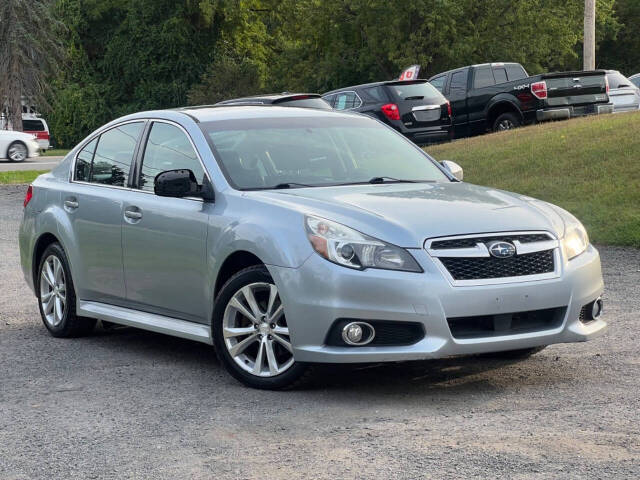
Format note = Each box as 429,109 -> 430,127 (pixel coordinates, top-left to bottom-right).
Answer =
32,0 -> 632,146
0,0 -> 64,131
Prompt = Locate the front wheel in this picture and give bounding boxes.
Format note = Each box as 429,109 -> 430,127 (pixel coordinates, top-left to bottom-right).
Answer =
7,141 -> 28,162
212,266 -> 312,389
492,112 -> 521,132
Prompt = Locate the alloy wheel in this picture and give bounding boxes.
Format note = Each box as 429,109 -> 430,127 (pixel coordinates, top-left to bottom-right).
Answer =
8,143 -> 28,162
222,282 -> 294,377
40,255 -> 67,327
497,119 -> 515,131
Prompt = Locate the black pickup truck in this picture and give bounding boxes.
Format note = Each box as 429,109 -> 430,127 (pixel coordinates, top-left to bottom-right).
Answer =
429,62 -> 613,138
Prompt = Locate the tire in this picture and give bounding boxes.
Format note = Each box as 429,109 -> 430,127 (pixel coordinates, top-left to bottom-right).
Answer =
36,242 -> 96,337
492,112 -> 521,132
7,141 -> 28,162
212,265 -> 312,390
483,346 -> 546,359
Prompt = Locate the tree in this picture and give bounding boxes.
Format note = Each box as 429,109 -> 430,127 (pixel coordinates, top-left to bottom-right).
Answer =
0,0 -> 64,131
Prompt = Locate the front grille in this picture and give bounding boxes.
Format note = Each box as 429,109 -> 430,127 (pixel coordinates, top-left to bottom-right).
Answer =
431,233 -> 551,250
447,307 -> 566,339
439,250 -> 555,280
326,319 -> 425,347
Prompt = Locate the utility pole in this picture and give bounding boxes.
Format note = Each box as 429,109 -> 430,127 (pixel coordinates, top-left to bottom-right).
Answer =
584,0 -> 596,70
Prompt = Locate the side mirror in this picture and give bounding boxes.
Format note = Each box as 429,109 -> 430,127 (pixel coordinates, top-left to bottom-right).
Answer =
154,169 -> 214,201
440,160 -> 464,181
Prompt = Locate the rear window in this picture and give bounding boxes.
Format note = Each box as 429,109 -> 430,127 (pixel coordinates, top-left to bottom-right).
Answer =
493,67 -> 508,84
362,86 -> 389,103
276,97 -> 332,109
473,67 -> 495,89
430,76 -> 446,93
387,82 -> 444,102
22,119 -> 45,131
631,76 -> 640,88
607,72 -> 633,89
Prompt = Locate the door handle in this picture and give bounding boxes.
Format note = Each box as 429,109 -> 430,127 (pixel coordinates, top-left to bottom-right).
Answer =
64,198 -> 79,210
124,209 -> 143,220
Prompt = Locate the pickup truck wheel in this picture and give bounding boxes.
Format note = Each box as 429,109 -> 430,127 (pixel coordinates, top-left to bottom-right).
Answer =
493,112 -> 521,132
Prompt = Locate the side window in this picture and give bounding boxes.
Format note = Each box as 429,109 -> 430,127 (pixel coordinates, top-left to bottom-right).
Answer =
449,71 -> 468,95
363,86 -> 388,103
139,122 -> 205,193
334,92 -> 361,110
473,67 -> 495,89
90,122 -> 143,186
506,64 -> 527,81
493,67 -> 508,84
430,76 -> 446,92
74,137 -> 98,182
322,94 -> 336,107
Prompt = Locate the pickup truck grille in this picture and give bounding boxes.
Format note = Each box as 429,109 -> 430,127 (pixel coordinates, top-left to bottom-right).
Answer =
425,231 -> 559,285
439,250 -> 554,280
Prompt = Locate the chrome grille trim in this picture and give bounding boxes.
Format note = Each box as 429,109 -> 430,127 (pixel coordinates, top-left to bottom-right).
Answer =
424,231 -> 561,287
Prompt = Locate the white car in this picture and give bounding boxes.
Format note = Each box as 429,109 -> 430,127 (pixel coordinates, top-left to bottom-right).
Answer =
0,130 -> 41,162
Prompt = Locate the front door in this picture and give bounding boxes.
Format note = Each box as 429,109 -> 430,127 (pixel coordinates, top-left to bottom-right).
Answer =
121,121 -> 211,323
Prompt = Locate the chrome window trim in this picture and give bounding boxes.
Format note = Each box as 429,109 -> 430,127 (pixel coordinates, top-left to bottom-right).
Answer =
70,118 -> 213,203
424,231 -> 561,287
334,90 -> 363,110
70,119 -> 147,186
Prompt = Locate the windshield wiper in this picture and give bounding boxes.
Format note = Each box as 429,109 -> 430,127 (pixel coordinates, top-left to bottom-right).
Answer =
367,176 -> 420,184
404,95 -> 424,100
271,182 -> 315,189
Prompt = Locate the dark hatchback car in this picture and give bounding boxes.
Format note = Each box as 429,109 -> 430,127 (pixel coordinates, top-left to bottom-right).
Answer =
322,80 -> 452,145
217,93 -> 332,109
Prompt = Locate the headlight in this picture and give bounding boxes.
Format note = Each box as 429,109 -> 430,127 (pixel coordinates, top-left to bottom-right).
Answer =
558,210 -> 589,260
305,215 -> 422,272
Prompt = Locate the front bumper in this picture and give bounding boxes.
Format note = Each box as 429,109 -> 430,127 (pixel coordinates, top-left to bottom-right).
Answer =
536,103 -> 614,122
268,245 -> 605,363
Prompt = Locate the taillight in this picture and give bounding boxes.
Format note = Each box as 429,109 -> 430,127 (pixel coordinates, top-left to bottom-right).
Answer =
531,81 -> 547,99
446,100 -> 452,117
24,185 -> 33,208
605,76 -> 610,94
381,103 -> 400,121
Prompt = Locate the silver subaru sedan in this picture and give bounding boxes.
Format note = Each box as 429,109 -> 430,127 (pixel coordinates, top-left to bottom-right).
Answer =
19,106 -> 606,389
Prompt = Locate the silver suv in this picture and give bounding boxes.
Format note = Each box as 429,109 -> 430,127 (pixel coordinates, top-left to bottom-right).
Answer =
19,106 -> 606,389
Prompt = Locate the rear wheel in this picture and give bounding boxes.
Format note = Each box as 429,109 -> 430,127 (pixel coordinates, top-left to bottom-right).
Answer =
7,141 -> 28,162
492,112 -> 521,132
213,265 -> 312,389
36,243 -> 96,337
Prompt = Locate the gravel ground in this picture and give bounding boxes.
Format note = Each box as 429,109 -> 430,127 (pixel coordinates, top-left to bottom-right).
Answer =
1,183 -> 639,479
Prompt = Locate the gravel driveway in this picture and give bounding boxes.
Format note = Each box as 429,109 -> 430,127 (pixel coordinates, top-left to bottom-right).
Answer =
1,183 -> 638,479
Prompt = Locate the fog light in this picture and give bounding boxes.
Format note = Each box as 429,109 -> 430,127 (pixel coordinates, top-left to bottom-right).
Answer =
341,321 -> 375,346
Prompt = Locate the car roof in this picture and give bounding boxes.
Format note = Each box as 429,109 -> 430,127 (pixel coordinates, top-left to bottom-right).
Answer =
323,79 -> 429,96
216,93 -> 323,105
428,62 -> 522,79
111,105 -> 360,125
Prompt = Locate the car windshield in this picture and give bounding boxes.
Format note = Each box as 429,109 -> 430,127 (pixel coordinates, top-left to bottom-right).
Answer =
607,72 -> 632,89
200,115 -> 449,190
387,81 -> 444,101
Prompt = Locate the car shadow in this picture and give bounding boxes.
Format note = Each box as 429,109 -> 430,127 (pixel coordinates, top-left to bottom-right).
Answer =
89,323 -> 562,398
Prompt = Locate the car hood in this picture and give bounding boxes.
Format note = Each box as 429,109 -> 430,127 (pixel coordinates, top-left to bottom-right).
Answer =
253,182 -> 564,248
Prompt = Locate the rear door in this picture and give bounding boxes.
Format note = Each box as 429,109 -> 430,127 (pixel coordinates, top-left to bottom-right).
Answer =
121,120 -> 211,323
446,68 -> 470,137
385,81 -> 448,130
69,121 -> 145,304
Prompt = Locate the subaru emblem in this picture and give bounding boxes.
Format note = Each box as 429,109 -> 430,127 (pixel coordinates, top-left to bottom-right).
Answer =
487,241 -> 516,258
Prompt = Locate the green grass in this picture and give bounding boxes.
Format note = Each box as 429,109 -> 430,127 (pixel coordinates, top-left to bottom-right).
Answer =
0,170 -> 48,184
426,112 -> 640,248
42,149 -> 70,157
